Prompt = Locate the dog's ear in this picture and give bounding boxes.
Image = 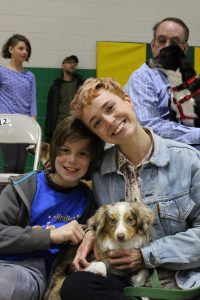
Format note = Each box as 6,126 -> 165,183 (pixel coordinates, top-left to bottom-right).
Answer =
87,206 -> 108,234
131,202 -> 154,235
146,57 -> 160,69
41,142 -> 50,152
179,54 -> 196,80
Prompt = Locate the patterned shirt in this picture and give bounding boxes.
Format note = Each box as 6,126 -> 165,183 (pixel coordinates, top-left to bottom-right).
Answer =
117,129 -> 153,202
0,66 -> 37,116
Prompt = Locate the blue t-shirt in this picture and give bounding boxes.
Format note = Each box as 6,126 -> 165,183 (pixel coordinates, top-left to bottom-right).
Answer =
31,172 -> 86,253
1,172 -> 87,274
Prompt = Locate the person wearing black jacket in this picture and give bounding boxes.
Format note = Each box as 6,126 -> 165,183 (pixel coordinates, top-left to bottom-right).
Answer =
45,55 -> 83,143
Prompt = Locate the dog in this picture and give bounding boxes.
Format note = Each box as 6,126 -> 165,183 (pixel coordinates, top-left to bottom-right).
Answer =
85,201 -> 154,287
27,141 -> 50,169
43,201 -> 154,300
147,45 -> 200,127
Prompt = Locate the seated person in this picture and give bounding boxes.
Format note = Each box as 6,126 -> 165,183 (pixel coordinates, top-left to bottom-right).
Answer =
0,116 -> 104,300
124,17 -> 200,150
60,77 -> 200,300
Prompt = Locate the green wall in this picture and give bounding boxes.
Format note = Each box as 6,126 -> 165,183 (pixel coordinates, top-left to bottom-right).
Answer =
0,67 -> 96,172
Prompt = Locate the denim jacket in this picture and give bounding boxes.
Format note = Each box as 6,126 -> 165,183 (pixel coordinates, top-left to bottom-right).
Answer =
92,132 -> 200,289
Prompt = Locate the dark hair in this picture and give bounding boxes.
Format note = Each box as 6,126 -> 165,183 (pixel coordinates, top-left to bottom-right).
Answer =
1,34 -> 32,61
50,116 -> 105,179
62,55 -> 79,64
153,17 -> 189,42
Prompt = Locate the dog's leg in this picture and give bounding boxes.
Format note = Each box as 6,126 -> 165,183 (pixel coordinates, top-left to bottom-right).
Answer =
85,261 -> 107,277
130,269 -> 149,287
128,269 -> 150,300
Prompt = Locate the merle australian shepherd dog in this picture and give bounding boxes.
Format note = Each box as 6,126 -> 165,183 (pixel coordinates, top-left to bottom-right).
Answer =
44,202 -> 154,300
147,45 -> 200,127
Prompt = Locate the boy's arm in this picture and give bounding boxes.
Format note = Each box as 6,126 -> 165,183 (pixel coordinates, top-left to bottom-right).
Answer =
0,183 -> 50,254
0,183 -> 86,254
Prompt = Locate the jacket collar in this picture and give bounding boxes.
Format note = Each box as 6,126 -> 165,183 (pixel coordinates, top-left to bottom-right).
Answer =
149,132 -> 170,167
100,131 -> 170,175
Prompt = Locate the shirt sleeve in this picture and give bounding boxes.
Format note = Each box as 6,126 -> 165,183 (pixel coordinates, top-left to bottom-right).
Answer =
141,152 -> 200,270
29,72 -> 37,117
0,68 -> 2,87
124,66 -> 200,146
0,182 -> 50,254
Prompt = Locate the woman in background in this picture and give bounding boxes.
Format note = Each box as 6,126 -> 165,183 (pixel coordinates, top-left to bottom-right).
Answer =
0,34 -> 37,173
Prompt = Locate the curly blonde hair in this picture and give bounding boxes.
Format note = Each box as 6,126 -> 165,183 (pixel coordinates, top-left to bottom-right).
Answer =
71,77 -> 126,119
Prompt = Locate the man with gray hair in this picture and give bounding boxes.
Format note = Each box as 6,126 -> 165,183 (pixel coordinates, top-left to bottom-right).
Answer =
125,17 -> 200,150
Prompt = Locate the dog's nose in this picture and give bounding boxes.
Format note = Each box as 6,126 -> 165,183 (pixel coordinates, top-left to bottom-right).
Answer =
117,233 -> 125,242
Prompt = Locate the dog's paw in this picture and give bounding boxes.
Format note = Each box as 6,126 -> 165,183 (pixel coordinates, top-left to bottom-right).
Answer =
85,261 -> 107,277
130,269 -> 149,287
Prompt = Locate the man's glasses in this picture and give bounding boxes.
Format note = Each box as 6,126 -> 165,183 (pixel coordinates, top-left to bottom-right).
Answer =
155,36 -> 186,47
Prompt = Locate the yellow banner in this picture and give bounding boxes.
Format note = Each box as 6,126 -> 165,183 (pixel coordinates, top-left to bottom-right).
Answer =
96,41 -> 146,87
194,47 -> 200,75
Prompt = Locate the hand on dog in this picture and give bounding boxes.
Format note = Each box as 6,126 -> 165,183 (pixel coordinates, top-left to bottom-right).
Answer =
106,248 -> 144,272
73,229 -> 96,271
50,220 -> 86,245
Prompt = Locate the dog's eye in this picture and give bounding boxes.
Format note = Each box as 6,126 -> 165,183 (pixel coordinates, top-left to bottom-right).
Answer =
109,218 -> 117,225
127,216 -> 136,225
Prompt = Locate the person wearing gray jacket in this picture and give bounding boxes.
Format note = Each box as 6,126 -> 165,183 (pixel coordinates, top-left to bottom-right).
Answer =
0,116 -> 104,300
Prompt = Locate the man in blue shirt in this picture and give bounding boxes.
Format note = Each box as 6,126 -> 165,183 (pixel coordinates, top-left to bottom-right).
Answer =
124,17 -> 200,150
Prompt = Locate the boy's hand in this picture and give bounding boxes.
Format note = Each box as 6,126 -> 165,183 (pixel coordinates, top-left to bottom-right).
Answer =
73,229 -> 95,270
50,220 -> 85,245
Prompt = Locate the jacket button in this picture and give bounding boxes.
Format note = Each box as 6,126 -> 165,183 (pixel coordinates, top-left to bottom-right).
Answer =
149,253 -> 155,265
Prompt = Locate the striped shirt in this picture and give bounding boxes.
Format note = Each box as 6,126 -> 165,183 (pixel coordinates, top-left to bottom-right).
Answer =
124,63 -> 200,149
